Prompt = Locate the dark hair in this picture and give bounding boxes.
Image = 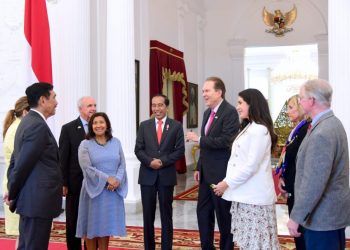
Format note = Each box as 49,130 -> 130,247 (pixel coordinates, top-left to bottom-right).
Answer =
206,76 -> 226,99
238,88 -> 277,151
25,82 -> 53,108
3,96 -> 30,139
86,112 -> 113,141
152,94 -> 170,106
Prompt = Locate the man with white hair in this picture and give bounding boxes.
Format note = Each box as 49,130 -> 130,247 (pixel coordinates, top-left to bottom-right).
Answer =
59,96 -> 96,250
287,79 -> 350,249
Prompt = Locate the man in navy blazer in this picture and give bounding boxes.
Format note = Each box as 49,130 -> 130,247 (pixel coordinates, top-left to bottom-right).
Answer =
59,96 -> 96,250
7,82 -> 62,250
135,94 -> 185,250
186,77 -> 240,250
288,79 -> 350,249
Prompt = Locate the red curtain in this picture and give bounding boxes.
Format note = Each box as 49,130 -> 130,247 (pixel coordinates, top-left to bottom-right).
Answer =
150,40 -> 188,174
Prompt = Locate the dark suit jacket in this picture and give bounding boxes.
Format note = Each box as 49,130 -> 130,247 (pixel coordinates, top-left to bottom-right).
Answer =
7,111 -> 62,218
59,117 -> 86,194
283,120 -> 310,195
135,117 -> 185,186
197,100 -> 240,184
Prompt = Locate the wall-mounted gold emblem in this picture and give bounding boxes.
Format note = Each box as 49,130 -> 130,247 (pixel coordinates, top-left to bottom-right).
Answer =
263,5 -> 297,37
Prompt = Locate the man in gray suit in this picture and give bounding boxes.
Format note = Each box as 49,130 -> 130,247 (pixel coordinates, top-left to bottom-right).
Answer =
7,82 -> 62,250
287,79 -> 350,249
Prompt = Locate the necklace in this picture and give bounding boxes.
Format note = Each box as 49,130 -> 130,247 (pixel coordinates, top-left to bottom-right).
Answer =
95,138 -> 107,146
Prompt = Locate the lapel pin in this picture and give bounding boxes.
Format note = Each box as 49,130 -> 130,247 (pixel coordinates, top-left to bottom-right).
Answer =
77,126 -> 82,129
166,124 -> 169,131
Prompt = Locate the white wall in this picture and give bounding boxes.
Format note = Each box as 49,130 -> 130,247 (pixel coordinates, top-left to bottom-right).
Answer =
0,0 -> 31,197
149,0 -> 179,49
204,0 -> 328,102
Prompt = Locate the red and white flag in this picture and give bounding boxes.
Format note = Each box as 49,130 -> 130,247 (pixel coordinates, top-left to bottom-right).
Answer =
24,0 -> 53,84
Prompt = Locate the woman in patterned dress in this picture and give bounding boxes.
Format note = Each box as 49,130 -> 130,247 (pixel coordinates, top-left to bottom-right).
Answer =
213,89 -> 280,250
2,96 -> 29,245
76,112 -> 128,250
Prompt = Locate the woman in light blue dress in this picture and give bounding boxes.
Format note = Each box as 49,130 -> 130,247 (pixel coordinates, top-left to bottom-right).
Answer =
76,112 -> 128,250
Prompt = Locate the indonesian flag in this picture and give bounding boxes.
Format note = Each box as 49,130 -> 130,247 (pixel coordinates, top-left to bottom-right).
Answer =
24,0 -> 53,84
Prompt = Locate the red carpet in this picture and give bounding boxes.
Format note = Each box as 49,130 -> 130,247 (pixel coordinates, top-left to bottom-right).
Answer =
2,218 -> 350,249
174,185 -> 287,204
0,238 -> 121,250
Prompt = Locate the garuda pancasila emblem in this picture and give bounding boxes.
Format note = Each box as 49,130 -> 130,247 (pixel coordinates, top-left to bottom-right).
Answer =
263,5 -> 297,37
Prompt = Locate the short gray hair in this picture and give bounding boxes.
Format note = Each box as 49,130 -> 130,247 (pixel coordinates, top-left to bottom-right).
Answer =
77,96 -> 91,109
302,79 -> 332,107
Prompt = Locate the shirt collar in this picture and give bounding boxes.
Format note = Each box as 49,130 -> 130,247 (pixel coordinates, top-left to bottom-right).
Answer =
79,116 -> 89,126
31,109 -> 46,121
155,116 -> 167,125
211,99 -> 223,113
311,109 -> 331,127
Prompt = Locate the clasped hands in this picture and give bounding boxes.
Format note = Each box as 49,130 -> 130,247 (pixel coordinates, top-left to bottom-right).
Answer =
106,176 -> 120,192
212,181 -> 229,196
150,158 -> 163,170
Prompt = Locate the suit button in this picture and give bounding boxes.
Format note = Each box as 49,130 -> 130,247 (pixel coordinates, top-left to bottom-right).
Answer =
158,151 -> 160,153
233,164 -> 236,167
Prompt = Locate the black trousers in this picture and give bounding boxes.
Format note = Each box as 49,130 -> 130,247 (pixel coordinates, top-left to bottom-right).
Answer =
66,192 -> 84,250
18,215 -> 52,250
141,181 -> 174,250
197,180 -> 233,250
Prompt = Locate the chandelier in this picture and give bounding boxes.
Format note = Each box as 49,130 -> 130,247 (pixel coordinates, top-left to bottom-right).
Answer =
270,49 -> 318,84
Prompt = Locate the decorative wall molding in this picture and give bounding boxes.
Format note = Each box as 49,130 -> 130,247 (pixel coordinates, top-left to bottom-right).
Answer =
227,39 -> 246,59
0,0 -> 26,96
178,0 -> 205,17
314,34 -> 328,55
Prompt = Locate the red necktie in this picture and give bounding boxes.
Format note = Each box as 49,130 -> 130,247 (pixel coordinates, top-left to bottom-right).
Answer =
157,120 -> 163,144
205,111 -> 215,135
307,123 -> 312,132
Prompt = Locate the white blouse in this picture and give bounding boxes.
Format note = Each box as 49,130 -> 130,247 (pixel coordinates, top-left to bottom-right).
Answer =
222,122 -> 276,205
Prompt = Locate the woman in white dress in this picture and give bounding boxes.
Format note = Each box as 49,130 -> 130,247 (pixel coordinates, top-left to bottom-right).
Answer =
213,88 -> 280,250
2,96 -> 29,246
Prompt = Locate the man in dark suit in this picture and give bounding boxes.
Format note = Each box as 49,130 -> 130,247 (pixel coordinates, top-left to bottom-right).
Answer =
135,94 -> 185,250
186,76 -> 239,250
59,96 -> 96,250
7,82 -> 62,250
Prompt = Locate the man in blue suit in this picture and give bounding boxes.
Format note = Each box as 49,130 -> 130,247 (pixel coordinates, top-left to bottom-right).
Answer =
186,76 -> 240,250
288,79 -> 350,249
7,82 -> 62,250
135,94 -> 185,250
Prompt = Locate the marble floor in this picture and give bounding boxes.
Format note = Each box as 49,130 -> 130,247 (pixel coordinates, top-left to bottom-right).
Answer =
1,169 -> 349,238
